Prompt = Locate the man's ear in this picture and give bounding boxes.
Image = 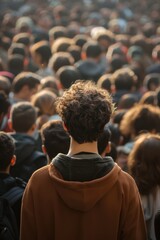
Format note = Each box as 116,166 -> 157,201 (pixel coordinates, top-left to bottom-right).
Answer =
10,155 -> 16,166
8,119 -> 13,131
105,141 -> 111,154
62,122 -> 68,132
42,145 -> 47,154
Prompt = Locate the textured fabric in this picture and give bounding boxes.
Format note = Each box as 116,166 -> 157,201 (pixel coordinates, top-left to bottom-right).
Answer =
20,156 -> 147,240
141,187 -> 160,240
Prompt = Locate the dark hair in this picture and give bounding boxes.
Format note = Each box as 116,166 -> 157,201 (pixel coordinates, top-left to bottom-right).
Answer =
111,68 -> 137,91
8,54 -> 24,76
13,33 -> 30,46
128,133 -> 160,195
82,41 -> 102,58
56,81 -> 114,143
8,43 -> 26,57
0,132 -> 15,171
120,104 -> 160,138
0,91 -> 10,115
56,66 -> 81,89
144,73 -> 160,91
98,125 -> 111,155
30,41 -> 52,65
12,72 -> 40,93
41,120 -> 70,160
49,52 -> 74,73
10,102 -> 37,132
0,76 -> 11,96
97,74 -> 112,92
49,26 -> 67,41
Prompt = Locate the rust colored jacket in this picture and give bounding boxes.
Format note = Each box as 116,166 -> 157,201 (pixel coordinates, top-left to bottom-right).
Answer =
20,156 -> 147,240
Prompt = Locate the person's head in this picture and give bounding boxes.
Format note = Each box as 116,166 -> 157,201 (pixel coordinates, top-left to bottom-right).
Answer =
139,91 -> 157,106
143,73 -> 160,91
0,76 -> 11,96
12,33 -> 31,47
97,74 -> 112,93
12,72 -> 41,101
30,41 -> 52,67
41,120 -> 70,161
56,66 -> 81,89
111,67 -> 137,92
82,41 -> 102,60
8,43 -> 26,58
120,104 -> 160,139
67,45 -> 81,63
0,131 -> 16,172
8,54 -> 25,76
9,102 -> 37,134
49,26 -> 67,45
49,52 -> 74,73
40,76 -> 59,96
31,90 -> 57,116
128,133 -> 160,195
51,37 -> 73,54
56,81 -> 114,143
117,93 -> 138,109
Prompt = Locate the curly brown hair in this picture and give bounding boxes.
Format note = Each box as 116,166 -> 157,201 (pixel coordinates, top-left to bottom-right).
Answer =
128,133 -> 160,195
56,81 -> 114,143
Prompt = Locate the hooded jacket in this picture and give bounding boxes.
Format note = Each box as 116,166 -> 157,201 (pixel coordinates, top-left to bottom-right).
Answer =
20,153 -> 147,240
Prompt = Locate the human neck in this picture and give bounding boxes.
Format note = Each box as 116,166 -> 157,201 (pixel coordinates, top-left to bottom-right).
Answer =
67,138 -> 98,157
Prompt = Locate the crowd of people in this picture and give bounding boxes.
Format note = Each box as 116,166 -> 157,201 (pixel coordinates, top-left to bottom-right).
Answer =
0,0 -> 160,239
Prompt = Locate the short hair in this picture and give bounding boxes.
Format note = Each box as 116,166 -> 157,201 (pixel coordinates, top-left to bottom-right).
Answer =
30,41 -> 52,65
98,125 -> 111,155
144,73 -> 160,91
97,74 -> 112,92
111,67 -> 137,91
31,90 -> 57,116
49,26 -> 67,41
120,104 -> 160,137
8,43 -> 26,57
152,44 -> 160,60
82,41 -> 102,58
12,33 -> 31,46
49,52 -> 74,73
10,102 -> 37,133
0,91 -> 10,115
12,72 -> 41,93
128,133 -> 160,195
8,54 -> 24,76
56,66 -> 81,89
0,132 -> 15,171
41,120 -> 70,160
51,37 -> 73,53
56,81 -> 114,143
0,76 -> 11,95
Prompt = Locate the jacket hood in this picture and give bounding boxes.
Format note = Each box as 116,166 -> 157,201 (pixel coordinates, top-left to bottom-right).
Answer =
49,158 -> 121,212
10,133 -> 36,165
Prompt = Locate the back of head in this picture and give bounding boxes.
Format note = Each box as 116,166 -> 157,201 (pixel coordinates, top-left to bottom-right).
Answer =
10,102 -> 37,133
41,120 -> 70,160
97,74 -> 112,92
82,41 -> 102,59
111,67 -> 137,91
118,93 -> 138,109
144,73 -> 160,91
0,76 -> 11,96
31,90 -> 57,116
152,44 -> 160,61
49,26 -> 67,42
56,81 -> 114,143
120,104 -> 160,138
8,43 -> 26,57
128,133 -> 160,195
30,41 -> 52,65
12,33 -> 31,46
8,54 -> 24,76
56,66 -> 81,89
49,52 -> 74,73
12,72 -> 41,94
0,91 -> 10,116
51,37 -> 73,54
0,131 -> 15,171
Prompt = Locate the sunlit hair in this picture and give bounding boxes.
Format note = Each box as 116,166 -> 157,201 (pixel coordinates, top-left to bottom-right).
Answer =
128,133 -> 160,195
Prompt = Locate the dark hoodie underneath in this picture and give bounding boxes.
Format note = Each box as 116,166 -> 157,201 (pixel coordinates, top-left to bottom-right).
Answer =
53,152 -> 115,182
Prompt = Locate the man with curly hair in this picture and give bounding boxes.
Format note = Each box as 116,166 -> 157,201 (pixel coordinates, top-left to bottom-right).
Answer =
21,81 -> 147,240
